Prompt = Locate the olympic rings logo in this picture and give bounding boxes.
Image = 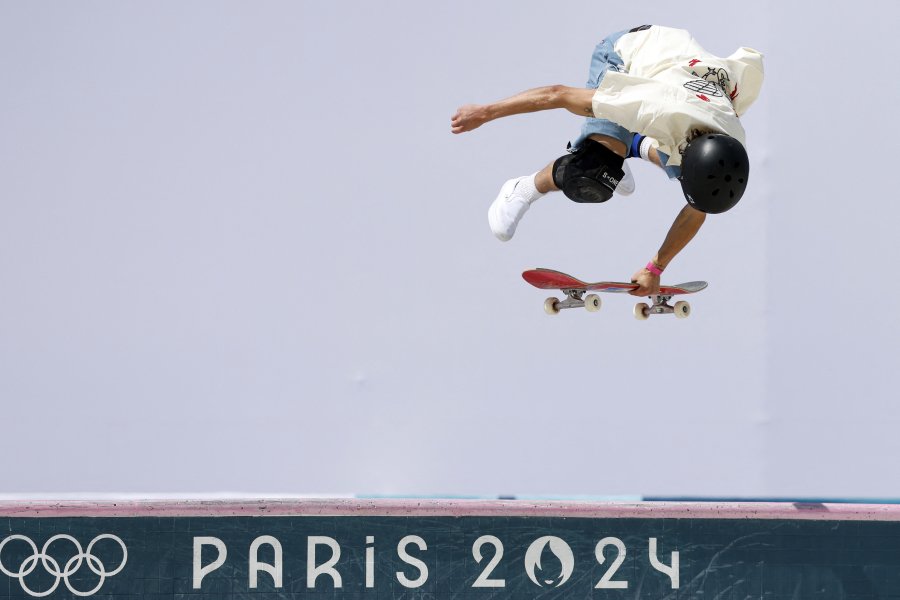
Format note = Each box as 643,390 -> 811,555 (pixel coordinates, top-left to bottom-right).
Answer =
0,534 -> 127,597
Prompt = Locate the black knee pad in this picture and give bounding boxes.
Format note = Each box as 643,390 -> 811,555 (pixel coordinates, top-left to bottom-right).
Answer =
552,139 -> 625,203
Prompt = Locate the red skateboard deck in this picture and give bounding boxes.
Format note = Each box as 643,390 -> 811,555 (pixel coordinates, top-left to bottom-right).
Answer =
522,268 -> 708,319
522,268 -> 707,296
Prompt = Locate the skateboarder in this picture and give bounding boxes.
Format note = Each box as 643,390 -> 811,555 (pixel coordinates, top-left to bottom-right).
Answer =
451,25 -> 764,295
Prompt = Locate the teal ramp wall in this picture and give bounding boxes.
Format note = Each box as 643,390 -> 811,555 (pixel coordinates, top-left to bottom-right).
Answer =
1,500 -> 899,599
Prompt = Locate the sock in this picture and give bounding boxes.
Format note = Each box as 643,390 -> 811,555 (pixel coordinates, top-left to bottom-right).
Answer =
518,173 -> 545,204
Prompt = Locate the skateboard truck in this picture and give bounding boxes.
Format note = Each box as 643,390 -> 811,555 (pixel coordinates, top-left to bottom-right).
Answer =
544,289 -> 602,315
633,294 -> 691,320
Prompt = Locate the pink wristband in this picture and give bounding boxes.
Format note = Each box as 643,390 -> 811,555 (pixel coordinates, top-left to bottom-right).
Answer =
645,261 -> 664,276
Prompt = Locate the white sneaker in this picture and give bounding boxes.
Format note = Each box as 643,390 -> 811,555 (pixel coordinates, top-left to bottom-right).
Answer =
488,176 -> 539,241
617,160 -> 635,196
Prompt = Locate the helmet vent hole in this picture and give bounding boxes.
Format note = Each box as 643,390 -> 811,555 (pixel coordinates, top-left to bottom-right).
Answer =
707,174 -> 716,179
711,189 -> 720,196
708,135 -> 715,139
739,178 -> 745,184
725,175 -> 732,182
718,160 -> 725,167
730,190 -> 735,198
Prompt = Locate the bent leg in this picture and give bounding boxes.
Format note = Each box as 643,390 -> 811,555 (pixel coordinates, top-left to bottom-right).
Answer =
488,132 -> 631,241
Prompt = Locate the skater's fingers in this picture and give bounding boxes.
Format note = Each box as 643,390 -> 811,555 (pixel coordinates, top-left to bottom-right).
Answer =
629,285 -> 650,296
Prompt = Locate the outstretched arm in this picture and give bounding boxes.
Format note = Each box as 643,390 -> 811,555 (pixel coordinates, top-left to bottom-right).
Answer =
630,204 -> 706,296
451,85 -> 595,134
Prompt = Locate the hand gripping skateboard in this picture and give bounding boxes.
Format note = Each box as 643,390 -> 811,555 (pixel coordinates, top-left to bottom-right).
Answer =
522,268 -> 708,320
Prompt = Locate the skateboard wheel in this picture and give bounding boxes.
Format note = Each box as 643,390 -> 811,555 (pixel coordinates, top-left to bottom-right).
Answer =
633,302 -> 650,321
543,297 -> 561,315
584,294 -> 601,313
674,300 -> 691,319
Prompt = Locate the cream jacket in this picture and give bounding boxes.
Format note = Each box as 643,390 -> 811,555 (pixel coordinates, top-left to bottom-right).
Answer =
592,26 -> 764,167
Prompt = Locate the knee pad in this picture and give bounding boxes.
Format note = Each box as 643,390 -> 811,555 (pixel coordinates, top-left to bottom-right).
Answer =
552,139 -> 625,203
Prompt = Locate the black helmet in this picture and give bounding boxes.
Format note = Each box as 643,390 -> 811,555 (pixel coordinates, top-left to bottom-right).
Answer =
679,134 -> 749,214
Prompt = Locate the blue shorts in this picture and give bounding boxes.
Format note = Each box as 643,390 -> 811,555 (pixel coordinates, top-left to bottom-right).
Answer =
570,30 -> 632,151
571,29 -> 681,179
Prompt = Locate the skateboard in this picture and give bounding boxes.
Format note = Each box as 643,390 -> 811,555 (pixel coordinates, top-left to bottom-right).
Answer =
522,268 -> 708,320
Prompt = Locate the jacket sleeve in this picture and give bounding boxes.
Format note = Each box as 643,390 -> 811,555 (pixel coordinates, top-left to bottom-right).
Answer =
727,47 -> 765,116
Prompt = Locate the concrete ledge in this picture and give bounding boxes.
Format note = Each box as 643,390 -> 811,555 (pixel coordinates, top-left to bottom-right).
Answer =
3,498 -> 900,520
